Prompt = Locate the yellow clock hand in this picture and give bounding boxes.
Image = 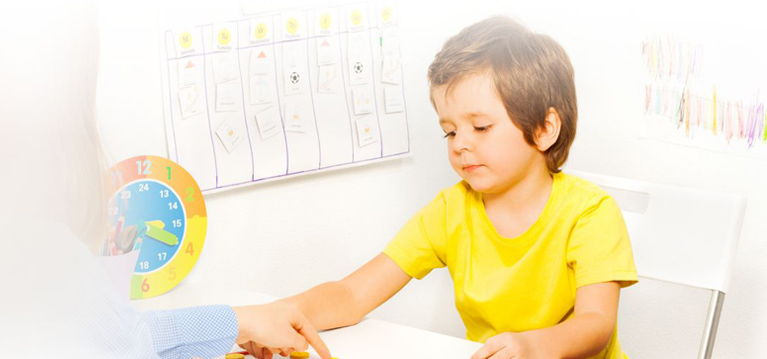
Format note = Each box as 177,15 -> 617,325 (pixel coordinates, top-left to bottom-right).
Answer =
145,220 -> 179,246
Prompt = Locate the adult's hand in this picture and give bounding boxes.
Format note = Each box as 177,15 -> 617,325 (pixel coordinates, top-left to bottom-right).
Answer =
232,301 -> 331,359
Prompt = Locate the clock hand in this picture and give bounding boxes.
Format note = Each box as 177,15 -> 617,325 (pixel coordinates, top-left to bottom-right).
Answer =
146,220 -> 165,229
144,220 -> 179,246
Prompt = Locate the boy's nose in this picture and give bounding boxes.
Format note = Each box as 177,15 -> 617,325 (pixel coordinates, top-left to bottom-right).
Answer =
451,132 -> 473,153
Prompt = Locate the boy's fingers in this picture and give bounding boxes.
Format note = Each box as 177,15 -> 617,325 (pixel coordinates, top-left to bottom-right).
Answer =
470,340 -> 504,359
487,349 -> 514,359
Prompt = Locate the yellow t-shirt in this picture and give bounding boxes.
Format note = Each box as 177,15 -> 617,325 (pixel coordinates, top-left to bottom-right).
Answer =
383,172 -> 638,359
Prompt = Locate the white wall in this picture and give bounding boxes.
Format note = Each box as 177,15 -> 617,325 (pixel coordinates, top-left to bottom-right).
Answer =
97,0 -> 766,357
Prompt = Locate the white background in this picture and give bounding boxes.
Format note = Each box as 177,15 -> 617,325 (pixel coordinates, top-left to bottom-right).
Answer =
96,0 -> 766,357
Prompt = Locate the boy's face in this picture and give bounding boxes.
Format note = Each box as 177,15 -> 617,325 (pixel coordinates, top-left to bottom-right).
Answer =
433,73 -> 545,194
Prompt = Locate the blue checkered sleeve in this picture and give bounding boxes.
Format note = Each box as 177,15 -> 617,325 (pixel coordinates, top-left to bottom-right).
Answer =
143,305 -> 238,359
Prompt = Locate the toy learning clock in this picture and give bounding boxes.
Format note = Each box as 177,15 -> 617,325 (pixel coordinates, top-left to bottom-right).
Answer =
104,155 -> 207,299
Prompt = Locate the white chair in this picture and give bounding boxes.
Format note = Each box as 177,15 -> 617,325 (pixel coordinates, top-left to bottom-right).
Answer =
568,170 -> 746,359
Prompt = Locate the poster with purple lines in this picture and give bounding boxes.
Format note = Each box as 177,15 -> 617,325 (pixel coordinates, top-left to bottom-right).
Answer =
159,2 -> 410,193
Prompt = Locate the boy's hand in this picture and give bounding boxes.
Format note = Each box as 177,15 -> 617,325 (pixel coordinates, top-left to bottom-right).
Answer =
232,302 -> 331,359
470,332 -> 541,359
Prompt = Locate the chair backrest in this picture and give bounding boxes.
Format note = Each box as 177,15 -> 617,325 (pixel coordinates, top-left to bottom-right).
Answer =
568,170 -> 746,358
568,170 -> 746,293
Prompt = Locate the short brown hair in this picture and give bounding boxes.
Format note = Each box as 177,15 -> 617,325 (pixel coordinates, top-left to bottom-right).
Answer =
428,15 -> 577,173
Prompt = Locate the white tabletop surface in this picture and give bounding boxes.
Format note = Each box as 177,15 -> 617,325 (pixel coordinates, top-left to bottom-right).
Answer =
131,283 -> 482,359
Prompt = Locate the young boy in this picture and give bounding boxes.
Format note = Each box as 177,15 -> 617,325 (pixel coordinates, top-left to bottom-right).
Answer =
244,15 -> 637,359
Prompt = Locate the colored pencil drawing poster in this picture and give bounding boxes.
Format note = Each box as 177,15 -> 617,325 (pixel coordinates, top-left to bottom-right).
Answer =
640,29 -> 767,159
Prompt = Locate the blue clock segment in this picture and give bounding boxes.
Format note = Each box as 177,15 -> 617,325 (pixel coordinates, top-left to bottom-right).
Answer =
108,179 -> 186,274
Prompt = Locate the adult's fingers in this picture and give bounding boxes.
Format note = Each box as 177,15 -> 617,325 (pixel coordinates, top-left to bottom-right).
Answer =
243,342 -> 260,359
292,315 -> 331,359
262,346 -> 273,359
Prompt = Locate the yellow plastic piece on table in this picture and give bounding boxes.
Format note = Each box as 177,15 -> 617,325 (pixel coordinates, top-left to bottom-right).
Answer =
225,354 -> 245,359
290,352 -> 310,359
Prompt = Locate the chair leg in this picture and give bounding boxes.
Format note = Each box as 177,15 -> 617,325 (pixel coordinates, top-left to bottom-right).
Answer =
698,291 -> 725,359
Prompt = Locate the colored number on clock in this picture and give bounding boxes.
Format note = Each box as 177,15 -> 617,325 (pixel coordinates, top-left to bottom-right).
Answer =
137,159 -> 152,175
186,242 -> 195,256
168,266 -> 177,281
141,278 -> 150,292
110,170 -> 124,187
186,187 -> 195,202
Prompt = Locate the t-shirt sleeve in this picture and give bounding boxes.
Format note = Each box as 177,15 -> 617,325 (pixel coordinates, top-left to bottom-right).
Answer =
567,195 -> 638,289
383,192 -> 448,280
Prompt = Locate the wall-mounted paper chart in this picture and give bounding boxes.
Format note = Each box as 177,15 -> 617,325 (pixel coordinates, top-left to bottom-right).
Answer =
160,2 -> 409,192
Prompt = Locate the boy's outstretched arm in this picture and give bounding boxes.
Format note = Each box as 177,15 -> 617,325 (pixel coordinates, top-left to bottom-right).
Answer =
280,253 -> 413,331
471,282 -> 621,359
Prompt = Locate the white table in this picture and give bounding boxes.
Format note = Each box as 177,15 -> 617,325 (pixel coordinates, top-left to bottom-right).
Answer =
132,283 -> 482,359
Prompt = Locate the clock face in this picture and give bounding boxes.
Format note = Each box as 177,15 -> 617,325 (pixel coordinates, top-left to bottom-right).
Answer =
105,155 -> 207,299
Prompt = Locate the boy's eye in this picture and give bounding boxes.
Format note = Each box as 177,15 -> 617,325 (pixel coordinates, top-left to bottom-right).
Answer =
474,125 -> 491,132
443,131 -> 456,138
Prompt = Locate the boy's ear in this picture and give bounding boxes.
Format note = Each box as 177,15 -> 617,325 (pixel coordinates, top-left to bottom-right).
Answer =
535,108 -> 561,152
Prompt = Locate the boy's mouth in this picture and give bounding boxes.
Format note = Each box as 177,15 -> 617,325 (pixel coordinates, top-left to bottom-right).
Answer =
462,164 -> 483,172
